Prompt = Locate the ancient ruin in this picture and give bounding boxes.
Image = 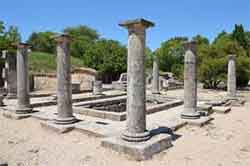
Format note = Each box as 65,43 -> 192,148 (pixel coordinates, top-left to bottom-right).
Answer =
2,50 -> 17,99
53,34 -> 78,125
181,41 -> 200,119
15,43 -> 33,114
0,6 -> 250,165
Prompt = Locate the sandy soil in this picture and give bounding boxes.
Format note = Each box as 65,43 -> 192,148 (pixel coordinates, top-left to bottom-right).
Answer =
0,91 -> 250,166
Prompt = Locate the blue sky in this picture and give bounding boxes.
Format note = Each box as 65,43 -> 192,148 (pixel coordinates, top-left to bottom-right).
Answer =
1,0 -> 250,50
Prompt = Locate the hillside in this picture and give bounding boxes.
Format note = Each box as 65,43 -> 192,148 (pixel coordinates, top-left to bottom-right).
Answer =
29,52 -> 85,73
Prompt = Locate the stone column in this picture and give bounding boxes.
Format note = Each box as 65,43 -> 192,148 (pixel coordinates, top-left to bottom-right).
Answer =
93,80 -> 103,95
152,55 -> 160,94
16,43 -> 32,113
3,50 -> 17,99
227,55 -> 237,99
120,19 -> 154,142
54,34 -> 77,125
181,41 -> 200,119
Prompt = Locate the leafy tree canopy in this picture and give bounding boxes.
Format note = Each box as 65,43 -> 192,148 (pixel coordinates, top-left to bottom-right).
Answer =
27,31 -> 56,53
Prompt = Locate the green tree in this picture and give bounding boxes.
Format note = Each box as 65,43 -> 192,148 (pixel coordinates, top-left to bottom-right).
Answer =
145,47 -> 153,71
192,34 -> 209,45
27,31 -> 56,53
5,26 -> 21,44
84,39 -> 127,83
197,29 -> 250,88
232,24 -> 249,50
63,25 -> 99,57
155,37 -> 187,79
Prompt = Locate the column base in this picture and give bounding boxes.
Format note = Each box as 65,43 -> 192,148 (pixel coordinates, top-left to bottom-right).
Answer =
151,90 -> 160,95
101,133 -> 172,161
54,116 -> 78,125
15,106 -> 33,114
122,130 -> 151,142
6,93 -> 17,99
181,111 -> 200,120
226,95 -> 237,101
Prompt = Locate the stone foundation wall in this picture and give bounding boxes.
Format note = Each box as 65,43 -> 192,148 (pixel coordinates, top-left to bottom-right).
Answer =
33,67 -> 97,91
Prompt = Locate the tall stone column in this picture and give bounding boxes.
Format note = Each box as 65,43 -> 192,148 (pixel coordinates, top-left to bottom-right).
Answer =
120,19 -> 154,142
227,54 -> 237,99
3,50 -> 17,99
152,55 -> 160,94
181,41 -> 200,119
54,34 -> 77,125
16,43 -> 32,113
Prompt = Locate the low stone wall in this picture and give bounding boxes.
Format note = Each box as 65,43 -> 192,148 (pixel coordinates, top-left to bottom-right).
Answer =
33,67 -> 97,91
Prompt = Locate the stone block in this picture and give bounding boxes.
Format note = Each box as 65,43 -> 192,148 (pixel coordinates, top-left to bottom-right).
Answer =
101,133 -> 172,161
213,106 -> 231,114
75,121 -> 112,137
87,109 -> 105,119
205,100 -> 225,106
0,160 -> 8,166
224,99 -> 246,107
184,116 -> 214,127
31,111 -> 57,121
104,112 -> 126,121
197,103 -> 213,116
2,109 -> 33,120
40,121 -> 75,134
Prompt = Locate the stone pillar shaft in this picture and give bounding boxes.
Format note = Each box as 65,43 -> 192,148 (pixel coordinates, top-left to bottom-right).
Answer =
227,55 -> 236,98
181,41 -> 200,119
126,26 -> 146,134
119,19 -> 154,142
55,34 -> 77,124
93,80 -> 103,95
152,56 -> 159,94
3,50 -> 17,98
16,44 -> 32,113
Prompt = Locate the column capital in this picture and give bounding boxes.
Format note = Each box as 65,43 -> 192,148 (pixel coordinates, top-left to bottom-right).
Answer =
16,43 -> 31,49
228,54 -> 236,60
2,50 -> 8,54
54,34 -> 71,43
119,18 -> 155,30
184,41 -> 197,53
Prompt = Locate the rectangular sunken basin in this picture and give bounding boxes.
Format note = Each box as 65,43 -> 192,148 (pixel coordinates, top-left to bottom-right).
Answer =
73,96 -> 183,121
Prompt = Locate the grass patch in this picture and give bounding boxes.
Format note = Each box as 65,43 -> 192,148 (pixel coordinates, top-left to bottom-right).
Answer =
29,52 -> 85,73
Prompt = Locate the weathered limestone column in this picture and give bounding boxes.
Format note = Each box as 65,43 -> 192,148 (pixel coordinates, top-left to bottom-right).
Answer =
120,19 -> 154,142
152,55 -> 160,94
54,34 -> 77,124
16,43 -> 32,113
93,80 -> 103,95
3,50 -> 17,99
181,41 -> 200,119
227,54 -> 237,99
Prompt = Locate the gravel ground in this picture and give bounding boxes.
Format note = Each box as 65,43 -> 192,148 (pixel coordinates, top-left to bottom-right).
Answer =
0,90 -> 250,166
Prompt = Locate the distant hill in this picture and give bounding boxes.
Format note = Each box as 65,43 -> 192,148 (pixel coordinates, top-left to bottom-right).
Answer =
29,52 -> 85,73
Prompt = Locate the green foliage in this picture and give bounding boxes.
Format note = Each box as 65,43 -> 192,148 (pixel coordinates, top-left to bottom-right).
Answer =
63,25 -> 99,58
0,21 -> 21,52
232,24 -> 249,50
5,26 -> 21,44
145,47 -> 153,71
155,37 -> 187,79
236,56 -> 250,87
0,21 -> 5,34
192,35 -> 209,45
29,52 -> 85,73
83,39 -> 127,81
27,31 -> 56,53
197,28 -> 250,88
198,56 -> 227,89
